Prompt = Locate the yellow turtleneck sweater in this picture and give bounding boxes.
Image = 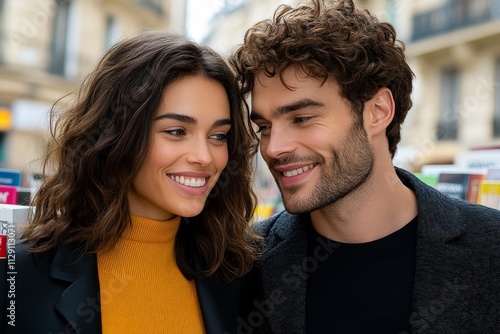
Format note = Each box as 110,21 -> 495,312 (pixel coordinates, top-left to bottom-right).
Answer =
97,215 -> 204,333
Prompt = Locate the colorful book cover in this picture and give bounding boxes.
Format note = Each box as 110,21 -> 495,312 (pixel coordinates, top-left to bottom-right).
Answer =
0,234 -> 6,259
435,173 -> 485,202
435,173 -> 470,200
0,169 -> 21,187
0,186 -> 17,205
477,181 -> 500,210
466,173 -> 486,203
414,173 -> 438,188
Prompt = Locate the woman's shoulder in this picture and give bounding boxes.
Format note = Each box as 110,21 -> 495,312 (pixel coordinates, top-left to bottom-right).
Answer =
11,240 -> 55,270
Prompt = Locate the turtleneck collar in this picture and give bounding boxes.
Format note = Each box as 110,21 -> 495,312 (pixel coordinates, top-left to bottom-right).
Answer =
121,214 -> 181,243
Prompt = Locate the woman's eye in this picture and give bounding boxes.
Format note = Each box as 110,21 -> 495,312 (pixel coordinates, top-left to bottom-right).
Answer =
165,129 -> 185,136
209,133 -> 228,142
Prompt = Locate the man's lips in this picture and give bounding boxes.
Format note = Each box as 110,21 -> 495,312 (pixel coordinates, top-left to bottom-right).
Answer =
274,163 -> 317,178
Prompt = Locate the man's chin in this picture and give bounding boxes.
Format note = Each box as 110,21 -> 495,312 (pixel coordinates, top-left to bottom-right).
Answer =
282,199 -> 310,214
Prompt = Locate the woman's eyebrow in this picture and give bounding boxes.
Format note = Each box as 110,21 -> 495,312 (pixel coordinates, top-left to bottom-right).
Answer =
213,119 -> 231,127
154,113 -> 196,123
154,113 -> 231,127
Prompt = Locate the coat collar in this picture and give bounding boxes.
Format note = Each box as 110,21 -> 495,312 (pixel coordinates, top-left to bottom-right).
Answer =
395,167 -> 465,243
194,257 -> 254,334
260,212 -> 309,333
50,244 -> 102,334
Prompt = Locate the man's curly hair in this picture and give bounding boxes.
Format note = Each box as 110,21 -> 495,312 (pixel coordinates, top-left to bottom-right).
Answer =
230,0 -> 414,157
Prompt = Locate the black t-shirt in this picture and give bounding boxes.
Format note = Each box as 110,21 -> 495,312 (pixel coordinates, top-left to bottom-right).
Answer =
306,216 -> 417,334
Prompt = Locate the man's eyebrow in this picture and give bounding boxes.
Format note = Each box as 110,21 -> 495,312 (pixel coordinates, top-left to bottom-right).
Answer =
154,113 -> 231,127
251,99 -> 324,121
250,111 -> 264,122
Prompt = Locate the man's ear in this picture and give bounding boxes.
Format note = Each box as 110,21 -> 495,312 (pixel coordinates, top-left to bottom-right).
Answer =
365,87 -> 395,136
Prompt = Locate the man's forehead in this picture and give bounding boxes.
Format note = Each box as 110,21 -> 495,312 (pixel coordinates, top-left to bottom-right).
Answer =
253,66 -> 311,88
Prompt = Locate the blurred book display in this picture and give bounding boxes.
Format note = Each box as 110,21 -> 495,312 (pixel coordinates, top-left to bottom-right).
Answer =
0,204 -> 31,240
0,169 -> 34,206
435,173 -> 485,202
477,182 -> 500,209
418,148 -> 500,210
413,174 -> 438,188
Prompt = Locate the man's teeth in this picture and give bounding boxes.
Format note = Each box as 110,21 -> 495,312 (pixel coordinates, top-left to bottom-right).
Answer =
170,175 -> 206,188
283,164 -> 314,177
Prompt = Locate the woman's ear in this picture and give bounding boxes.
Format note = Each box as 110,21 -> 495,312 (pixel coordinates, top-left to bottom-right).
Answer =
365,87 -> 395,136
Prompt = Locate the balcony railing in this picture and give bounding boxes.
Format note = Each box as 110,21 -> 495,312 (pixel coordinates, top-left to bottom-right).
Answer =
412,0 -> 500,41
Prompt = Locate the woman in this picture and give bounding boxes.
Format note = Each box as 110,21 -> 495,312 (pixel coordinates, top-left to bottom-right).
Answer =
1,31 -> 261,333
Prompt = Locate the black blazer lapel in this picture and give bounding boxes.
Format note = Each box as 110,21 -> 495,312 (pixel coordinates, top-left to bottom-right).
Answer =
396,169 -> 468,331
260,213 -> 309,334
194,257 -> 255,334
50,245 -> 102,334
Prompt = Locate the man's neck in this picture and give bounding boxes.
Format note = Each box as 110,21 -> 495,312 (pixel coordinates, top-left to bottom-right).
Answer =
310,166 -> 417,243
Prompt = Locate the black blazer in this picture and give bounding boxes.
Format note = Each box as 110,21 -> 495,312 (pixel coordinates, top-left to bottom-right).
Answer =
1,240 -> 260,334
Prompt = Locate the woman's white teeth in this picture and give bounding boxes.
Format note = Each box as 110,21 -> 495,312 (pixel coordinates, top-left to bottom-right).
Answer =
283,164 -> 314,177
170,175 -> 206,187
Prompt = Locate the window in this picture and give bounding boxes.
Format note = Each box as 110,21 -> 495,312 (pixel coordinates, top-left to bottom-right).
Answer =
494,59 -> 500,137
137,0 -> 163,15
437,68 -> 460,140
105,16 -> 121,50
386,0 -> 399,29
0,0 -> 4,63
48,0 -> 71,76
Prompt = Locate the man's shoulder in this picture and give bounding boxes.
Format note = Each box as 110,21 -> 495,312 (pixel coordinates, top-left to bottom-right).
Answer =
254,211 -> 301,238
455,200 -> 500,233
254,211 -> 281,235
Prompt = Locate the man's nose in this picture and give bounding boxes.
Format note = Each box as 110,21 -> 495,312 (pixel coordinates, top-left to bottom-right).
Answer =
262,125 -> 296,159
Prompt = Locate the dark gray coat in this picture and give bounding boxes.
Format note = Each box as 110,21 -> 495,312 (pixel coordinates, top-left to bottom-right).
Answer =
254,168 -> 500,334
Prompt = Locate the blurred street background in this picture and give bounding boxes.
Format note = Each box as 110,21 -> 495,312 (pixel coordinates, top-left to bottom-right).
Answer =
0,0 -> 500,217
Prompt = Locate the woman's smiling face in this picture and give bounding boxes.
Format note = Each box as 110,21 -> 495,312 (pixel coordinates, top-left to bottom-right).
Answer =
128,75 -> 231,220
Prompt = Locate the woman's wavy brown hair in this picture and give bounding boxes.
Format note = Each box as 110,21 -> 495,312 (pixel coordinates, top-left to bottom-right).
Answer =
23,31 -> 260,282
230,0 -> 414,157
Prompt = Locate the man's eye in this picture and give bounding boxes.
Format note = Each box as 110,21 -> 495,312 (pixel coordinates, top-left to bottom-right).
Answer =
294,116 -> 311,123
256,124 -> 271,134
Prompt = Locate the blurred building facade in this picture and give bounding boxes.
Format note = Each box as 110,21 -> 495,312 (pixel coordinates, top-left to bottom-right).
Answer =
204,0 -> 500,173
404,0 -> 500,171
0,0 -> 186,186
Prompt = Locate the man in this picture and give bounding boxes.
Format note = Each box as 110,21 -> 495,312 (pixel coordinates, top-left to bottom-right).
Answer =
230,0 -> 500,333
